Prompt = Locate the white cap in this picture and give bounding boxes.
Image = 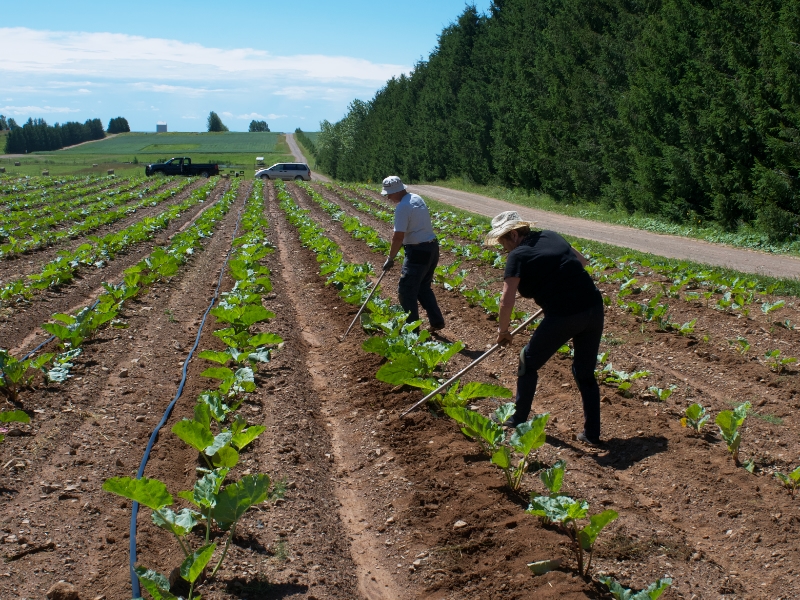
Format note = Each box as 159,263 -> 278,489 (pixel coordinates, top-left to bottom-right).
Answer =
381,175 -> 406,196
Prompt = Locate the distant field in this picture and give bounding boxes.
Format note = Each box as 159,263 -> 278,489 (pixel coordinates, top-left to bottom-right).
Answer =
56,132 -> 282,154
303,132 -> 320,144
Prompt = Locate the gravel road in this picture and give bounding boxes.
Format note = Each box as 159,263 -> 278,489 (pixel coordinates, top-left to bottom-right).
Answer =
409,184 -> 800,280
285,132 -> 330,182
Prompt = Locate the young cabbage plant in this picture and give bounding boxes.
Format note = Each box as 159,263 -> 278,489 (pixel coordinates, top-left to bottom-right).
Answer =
406,377 -> 512,411
0,350 -> 53,403
526,495 -> 618,576
540,459 -> 567,496
715,401 -> 751,464
677,319 -> 697,336
681,403 -> 709,432
491,413 -> 550,491
0,409 -> 30,442
764,349 -> 797,373
443,403 -> 512,454
647,385 -> 676,401
201,365 -> 256,398
775,466 -> 800,497
598,576 -> 673,600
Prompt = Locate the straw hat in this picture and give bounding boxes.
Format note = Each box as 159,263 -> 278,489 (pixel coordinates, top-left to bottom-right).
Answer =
483,211 -> 536,245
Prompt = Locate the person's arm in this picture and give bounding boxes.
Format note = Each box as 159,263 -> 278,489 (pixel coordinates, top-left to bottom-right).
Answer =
496,276 -> 520,345
389,231 -> 404,260
571,246 -> 588,267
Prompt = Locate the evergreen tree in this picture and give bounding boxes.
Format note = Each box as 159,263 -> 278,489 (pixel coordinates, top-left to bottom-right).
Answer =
107,117 -> 130,133
248,120 -> 270,132
207,111 -> 229,132
0,115 -> 7,131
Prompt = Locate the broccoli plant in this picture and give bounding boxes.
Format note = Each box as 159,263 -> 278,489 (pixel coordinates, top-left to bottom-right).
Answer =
599,576 -> 673,600
526,495 -> 617,576
0,350 -> 53,403
104,473 -> 283,600
715,401 -> 751,464
681,403 -> 709,432
0,409 -> 30,442
775,466 -> 800,497
764,349 -> 797,373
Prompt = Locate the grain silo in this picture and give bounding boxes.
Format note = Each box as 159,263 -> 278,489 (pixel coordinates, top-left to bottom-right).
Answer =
156,122 -> 167,133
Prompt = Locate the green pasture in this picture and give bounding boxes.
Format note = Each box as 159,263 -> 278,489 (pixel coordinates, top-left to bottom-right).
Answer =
0,132 -> 294,179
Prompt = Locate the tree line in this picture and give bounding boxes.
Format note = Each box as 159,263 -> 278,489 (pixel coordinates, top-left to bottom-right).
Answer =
316,0 -> 799,240
4,118 -> 105,153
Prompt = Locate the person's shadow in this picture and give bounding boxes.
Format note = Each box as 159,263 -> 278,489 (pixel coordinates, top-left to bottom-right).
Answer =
547,434 -> 668,470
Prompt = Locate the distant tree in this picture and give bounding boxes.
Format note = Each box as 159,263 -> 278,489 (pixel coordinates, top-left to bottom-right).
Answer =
7,118 -> 18,130
207,111 -> 229,132
107,116 -> 130,134
0,115 -> 7,131
4,116 -> 105,153
248,120 -> 270,132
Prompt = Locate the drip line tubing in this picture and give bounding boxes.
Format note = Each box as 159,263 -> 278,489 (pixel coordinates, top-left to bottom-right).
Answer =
128,194 -> 247,598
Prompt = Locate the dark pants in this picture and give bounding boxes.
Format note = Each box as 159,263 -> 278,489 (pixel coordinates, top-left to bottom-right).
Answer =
398,241 -> 445,329
515,302 -> 604,439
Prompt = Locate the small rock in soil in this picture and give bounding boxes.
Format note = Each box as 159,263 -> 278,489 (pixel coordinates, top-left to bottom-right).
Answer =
454,520 -> 467,529
119,369 -> 129,378
46,581 -> 80,600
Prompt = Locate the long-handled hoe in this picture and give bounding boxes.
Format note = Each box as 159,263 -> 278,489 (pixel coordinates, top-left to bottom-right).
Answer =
400,307 -> 543,417
339,269 -> 387,342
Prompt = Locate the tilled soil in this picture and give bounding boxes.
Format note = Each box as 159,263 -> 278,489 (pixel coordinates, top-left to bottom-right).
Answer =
1,174 -> 799,599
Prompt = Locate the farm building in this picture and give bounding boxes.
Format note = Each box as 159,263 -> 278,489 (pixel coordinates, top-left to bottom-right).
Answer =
156,122 -> 167,133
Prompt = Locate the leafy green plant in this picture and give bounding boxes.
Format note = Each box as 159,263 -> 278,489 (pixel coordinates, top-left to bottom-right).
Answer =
526,495 -> 617,576
0,350 -> 53,403
434,261 -> 468,291
677,319 -> 697,335
599,576 -> 673,600
0,409 -> 30,442
408,378 -> 512,411
728,336 -> 750,355
775,466 -> 800,497
444,403 -> 512,453
647,385 -> 676,401
490,412 -> 550,491
681,403 -> 709,432
715,401 -> 751,464
761,299 -> 785,315
764,349 -> 797,373
104,473 -> 283,600
540,459 -> 566,495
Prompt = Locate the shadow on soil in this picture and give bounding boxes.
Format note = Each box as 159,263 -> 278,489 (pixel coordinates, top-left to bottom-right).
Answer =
547,434 -> 669,470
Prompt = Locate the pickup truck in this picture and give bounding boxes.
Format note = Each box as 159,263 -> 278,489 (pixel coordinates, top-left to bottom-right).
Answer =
145,157 -> 219,178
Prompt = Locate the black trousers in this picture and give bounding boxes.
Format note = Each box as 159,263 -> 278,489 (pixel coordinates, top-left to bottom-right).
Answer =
515,302 -> 604,438
398,241 -> 445,329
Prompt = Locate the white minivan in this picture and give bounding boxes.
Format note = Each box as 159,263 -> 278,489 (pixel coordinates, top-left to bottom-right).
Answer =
255,162 -> 311,181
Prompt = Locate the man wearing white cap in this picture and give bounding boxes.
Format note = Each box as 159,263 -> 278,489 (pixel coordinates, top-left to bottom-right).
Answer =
381,175 -> 445,331
485,211 -> 604,445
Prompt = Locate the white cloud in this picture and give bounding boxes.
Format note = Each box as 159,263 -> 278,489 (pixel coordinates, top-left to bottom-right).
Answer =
0,105 -> 80,115
77,88 -> 91,94
131,82 -> 226,96
181,115 -> 199,119
235,112 -> 286,120
221,111 -> 233,117
0,27 -> 409,85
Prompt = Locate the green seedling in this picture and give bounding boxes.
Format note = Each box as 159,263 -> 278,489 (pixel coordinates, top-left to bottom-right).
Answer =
681,403 -> 709,432
0,409 -> 30,442
443,403 -> 510,454
764,349 -> 797,373
0,350 -> 53,403
434,261 -> 468,291
540,459 -> 566,495
599,576 -> 672,600
728,336 -> 750,355
409,378 -> 512,411
677,319 -> 697,335
775,466 -> 800,497
491,413 -> 550,491
761,300 -> 785,315
104,472 -> 283,600
647,385 -> 676,401
715,401 -> 751,464
46,348 -> 82,383
527,495 -> 617,576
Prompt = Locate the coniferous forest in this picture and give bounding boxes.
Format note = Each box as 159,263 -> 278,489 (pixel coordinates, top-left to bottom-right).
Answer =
4,118 -> 105,154
315,0 -> 800,240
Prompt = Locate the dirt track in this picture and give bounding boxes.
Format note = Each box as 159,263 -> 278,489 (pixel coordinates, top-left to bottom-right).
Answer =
285,133 -> 330,183
408,185 -> 800,280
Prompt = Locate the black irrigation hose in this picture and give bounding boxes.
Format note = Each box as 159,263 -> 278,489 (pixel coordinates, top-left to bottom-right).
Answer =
128,194 -> 247,598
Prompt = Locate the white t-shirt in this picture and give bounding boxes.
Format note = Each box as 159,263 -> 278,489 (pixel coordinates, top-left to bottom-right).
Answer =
393,193 -> 436,245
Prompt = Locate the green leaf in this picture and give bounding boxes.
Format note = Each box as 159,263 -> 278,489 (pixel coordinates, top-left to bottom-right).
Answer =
578,509 -> 618,549
198,350 -> 231,365
205,431 -> 233,456
135,567 -> 178,600
231,425 -> 266,451
152,507 -> 202,536
211,445 -> 240,468
172,419 -> 214,453
212,474 -> 274,531
444,407 -> 504,451
180,542 -> 217,583
510,413 -> 550,455
179,468 -> 229,509
240,305 -> 274,327
526,495 -> 588,524
201,367 -> 235,381
199,390 -> 230,422
102,476 -> 172,511
248,332 -> 283,346
458,382 -> 513,401
540,460 -> 566,494
490,446 -> 511,470
0,410 -> 30,424
493,403 -> 516,424
375,353 -> 425,385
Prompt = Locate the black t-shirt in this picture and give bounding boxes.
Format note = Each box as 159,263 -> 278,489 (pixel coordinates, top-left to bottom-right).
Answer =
504,230 -> 601,316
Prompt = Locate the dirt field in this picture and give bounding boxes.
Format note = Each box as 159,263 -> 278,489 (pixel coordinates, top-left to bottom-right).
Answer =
1,178 -> 799,599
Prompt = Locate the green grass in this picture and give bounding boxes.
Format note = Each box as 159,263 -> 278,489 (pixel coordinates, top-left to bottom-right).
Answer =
1,132 -> 294,179
426,178 -> 800,257
56,132 -> 284,154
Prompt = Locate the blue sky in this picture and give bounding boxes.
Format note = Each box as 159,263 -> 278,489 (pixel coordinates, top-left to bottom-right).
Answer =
1,0 -> 491,133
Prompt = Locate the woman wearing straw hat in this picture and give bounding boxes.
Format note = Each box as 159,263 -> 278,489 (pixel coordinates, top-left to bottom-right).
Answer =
486,211 -> 605,446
